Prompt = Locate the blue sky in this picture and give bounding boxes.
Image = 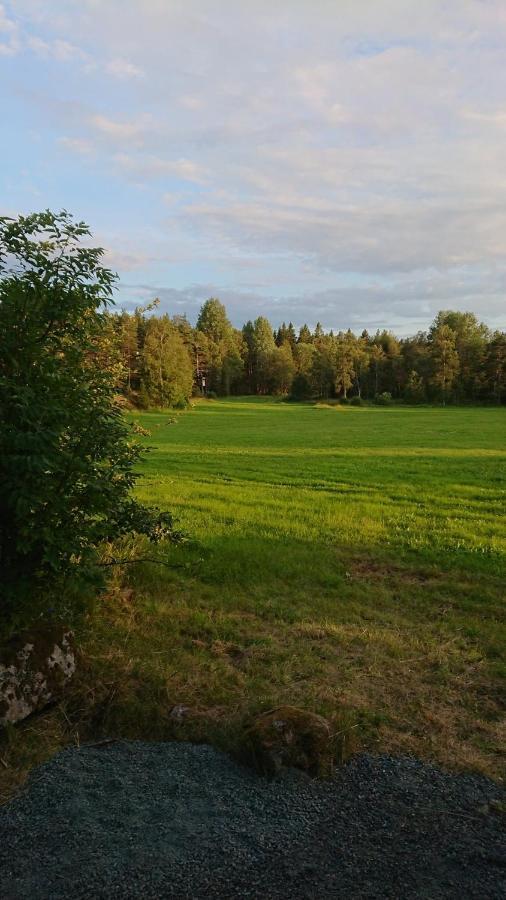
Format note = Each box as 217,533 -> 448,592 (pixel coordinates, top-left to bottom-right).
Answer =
1,0 -> 506,334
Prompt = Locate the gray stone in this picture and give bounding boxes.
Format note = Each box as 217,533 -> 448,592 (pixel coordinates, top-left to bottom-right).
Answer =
242,705 -> 333,776
0,624 -> 76,725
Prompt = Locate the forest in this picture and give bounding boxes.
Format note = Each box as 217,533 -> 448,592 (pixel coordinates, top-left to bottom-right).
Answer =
107,299 -> 506,407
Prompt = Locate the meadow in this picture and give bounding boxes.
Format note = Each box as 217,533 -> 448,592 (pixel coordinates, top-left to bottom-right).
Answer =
2,399 -> 505,797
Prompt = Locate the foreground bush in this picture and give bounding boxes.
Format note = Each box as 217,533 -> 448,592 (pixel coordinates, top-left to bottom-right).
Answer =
0,211 -> 177,625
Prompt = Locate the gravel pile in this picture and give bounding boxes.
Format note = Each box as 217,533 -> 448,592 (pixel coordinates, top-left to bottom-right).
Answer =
0,741 -> 504,899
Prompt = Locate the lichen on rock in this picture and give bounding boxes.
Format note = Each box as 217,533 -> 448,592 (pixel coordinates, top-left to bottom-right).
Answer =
0,624 -> 76,725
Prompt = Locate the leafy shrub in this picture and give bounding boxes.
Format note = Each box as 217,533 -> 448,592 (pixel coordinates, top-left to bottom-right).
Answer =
350,396 -> 365,406
0,211 -> 180,621
206,390 -> 218,400
375,391 -> 393,406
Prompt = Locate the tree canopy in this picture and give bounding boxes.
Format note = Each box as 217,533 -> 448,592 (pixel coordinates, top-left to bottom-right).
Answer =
0,211 -> 177,622
110,298 -> 505,407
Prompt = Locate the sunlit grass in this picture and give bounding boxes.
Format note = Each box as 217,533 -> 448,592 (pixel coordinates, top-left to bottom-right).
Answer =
2,400 -> 505,800
135,400 -> 505,566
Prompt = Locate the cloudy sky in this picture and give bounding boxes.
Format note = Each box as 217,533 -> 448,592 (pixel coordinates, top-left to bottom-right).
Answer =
2,1 -> 506,334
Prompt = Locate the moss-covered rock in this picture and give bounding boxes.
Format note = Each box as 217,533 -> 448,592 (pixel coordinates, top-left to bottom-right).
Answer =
242,706 -> 333,777
0,624 -> 76,725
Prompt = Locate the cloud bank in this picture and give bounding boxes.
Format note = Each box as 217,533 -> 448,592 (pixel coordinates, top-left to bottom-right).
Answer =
1,0 -> 506,332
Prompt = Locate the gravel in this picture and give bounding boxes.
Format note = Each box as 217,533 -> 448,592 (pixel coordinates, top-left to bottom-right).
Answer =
0,741 -> 504,899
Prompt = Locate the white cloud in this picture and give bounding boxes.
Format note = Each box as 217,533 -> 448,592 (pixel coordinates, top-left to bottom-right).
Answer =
3,6 -> 141,80
105,57 -> 144,79
102,248 -> 151,271
116,153 -> 206,183
5,0 -> 506,331
460,108 -> 506,127
58,136 -> 95,156
89,114 -> 149,143
0,3 -> 19,55
26,35 -> 88,62
118,268 -> 506,335
179,95 -> 203,110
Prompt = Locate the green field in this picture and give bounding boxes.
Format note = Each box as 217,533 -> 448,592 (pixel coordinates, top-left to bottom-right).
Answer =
137,398 -> 505,570
3,400 -> 505,797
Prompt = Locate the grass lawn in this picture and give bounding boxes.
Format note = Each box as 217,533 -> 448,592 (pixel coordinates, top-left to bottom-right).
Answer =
2,399 -> 505,798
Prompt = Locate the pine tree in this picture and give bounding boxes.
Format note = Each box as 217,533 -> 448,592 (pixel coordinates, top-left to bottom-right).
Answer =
297,324 -> 312,344
432,311 -> 488,400
430,324 -> 460,404
313,322 -> 324,343
252,316 -> 276,393
286,322 -> 297,349
196,298 -> 243,393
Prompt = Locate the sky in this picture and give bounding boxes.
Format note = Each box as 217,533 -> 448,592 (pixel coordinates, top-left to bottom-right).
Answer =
1,0 -> 506,335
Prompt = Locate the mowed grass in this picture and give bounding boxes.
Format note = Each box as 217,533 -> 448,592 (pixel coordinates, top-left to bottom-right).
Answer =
2,399 -> 505,798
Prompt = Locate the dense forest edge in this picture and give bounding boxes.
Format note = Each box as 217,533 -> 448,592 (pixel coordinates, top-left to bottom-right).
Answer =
109,298 -> 506,408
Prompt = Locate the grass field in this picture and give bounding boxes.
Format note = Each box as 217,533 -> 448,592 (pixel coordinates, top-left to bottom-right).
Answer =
2,399 -> 505,798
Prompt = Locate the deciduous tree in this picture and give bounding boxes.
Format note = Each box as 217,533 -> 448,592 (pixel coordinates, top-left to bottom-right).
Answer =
0,211 -> 177,618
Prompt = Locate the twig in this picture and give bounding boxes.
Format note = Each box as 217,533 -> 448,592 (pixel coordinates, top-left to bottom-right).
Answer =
80,738 -> 121,750
330,724 -> 360,739
99,557 -> 188,569
60,706 -> 73,729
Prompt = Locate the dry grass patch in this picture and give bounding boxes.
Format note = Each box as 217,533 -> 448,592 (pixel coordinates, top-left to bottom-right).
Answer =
1,584 -> 504,804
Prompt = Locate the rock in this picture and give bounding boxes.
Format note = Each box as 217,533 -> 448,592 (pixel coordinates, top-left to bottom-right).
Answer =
242,706 -> 333,777
0,624 -> 77,726
169,704 -> 193,721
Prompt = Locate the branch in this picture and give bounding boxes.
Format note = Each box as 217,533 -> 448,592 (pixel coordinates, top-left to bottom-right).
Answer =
99,556 -> 187,569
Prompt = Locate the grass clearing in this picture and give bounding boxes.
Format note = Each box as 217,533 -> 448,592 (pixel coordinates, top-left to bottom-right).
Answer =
1,399 -> 505,799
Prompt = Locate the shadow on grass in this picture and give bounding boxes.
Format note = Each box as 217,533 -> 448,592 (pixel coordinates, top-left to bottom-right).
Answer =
1,530 -> 504,805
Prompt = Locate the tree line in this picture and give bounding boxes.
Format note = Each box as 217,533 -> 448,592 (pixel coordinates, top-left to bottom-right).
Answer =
1,208 -> 504,623
106,298 -> 505,407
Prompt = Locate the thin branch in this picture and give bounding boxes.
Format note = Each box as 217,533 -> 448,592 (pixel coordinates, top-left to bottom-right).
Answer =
99,556 -> 187,569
